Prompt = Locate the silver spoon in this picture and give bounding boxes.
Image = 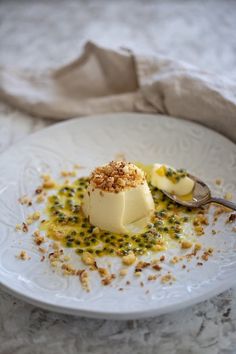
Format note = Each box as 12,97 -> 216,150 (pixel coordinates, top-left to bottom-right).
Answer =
162,174 -> 236,210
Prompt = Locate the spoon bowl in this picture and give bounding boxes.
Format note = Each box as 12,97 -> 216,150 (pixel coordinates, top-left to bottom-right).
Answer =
162,174 -> 236,210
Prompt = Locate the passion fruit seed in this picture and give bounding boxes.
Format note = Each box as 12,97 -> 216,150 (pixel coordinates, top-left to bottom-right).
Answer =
44,177 -> 200,258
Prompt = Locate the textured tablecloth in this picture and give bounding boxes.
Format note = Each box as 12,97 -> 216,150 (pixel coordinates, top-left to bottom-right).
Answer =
0,1 -> 236,353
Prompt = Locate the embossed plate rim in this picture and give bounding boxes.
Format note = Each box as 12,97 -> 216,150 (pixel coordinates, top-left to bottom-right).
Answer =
0,113 -> 235,320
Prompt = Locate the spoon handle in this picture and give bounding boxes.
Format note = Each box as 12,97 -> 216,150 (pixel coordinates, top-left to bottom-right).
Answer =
209,197 -> 236,211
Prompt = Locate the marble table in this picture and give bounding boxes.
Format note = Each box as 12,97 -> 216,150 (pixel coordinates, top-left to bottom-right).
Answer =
0,1 -> 235,353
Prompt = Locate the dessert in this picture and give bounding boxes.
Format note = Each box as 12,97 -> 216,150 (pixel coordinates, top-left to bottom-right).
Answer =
15,159 -> 234,292
151,163 -> 195,196
82,161 -> 154,233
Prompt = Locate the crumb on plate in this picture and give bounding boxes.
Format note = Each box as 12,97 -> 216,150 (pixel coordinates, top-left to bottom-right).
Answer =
122,252 -> 136,266
16,250 -> 30,260
18,195 -> 32,206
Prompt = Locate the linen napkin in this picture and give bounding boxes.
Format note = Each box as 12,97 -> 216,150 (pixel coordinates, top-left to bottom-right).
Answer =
0,41 -> 235,142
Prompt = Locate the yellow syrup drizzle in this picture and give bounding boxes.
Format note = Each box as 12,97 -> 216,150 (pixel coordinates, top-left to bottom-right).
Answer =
41,174 -> 203,258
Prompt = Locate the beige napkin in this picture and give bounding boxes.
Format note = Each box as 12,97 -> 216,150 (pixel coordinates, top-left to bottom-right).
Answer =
0,41 -> 236,142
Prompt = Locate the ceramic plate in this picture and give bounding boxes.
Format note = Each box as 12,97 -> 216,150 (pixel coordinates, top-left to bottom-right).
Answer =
0,113 -> 235,320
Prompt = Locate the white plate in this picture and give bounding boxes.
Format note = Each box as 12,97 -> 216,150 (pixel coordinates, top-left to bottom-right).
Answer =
0,113 -> 235,320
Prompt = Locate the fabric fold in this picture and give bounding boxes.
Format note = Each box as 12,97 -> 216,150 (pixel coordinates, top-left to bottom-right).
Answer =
0,41 -> 235,141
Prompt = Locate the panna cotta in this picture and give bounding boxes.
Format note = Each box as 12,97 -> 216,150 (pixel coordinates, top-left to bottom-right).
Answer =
82,161 -> 154,233
151,164 -> 195,196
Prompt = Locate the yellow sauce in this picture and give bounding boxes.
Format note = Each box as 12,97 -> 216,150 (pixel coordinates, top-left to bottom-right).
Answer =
179,192 -> 194,202
41,173 -> 202,258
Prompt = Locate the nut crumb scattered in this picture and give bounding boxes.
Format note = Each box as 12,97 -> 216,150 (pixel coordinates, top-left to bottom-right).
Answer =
161,274 -> 176,284
224,192 -> 232,201
26,211 -> 40,225
152,244 -> 165,252
135,261 -> 150,272
98,267 -> 109,278
122,252 -> 136,266
33,230 -> 44,245
119,268 -> 128,276
22,222 -> 29,233
82,252 -> 97,268
152,264 -> 162,271
74,164 -> 83,169
15,224 -> 22,232
17,250 -> 30,260
61,263 -> 77,275
181,240 -> 193,249
18,195 -> 32,206
201,247 -> 214,261
170,256 -> 180,264
215,179 -> 222,186
214,206 -> 231,222
79,270 -> 90,292
61,170 -> 76,177
193,243 -> 202,253
36,193 -> 45,203
102,274 -> 116,286
226,213 -> 236,224
38,247 -> 47,254
41,174 -> 55,189
35,187 -> 43,194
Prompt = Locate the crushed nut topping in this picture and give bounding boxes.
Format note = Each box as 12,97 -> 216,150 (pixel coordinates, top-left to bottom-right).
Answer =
90,161 -> 145,193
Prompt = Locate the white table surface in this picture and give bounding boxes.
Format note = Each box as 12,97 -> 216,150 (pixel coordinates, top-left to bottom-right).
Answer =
0,1 -> 236,353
